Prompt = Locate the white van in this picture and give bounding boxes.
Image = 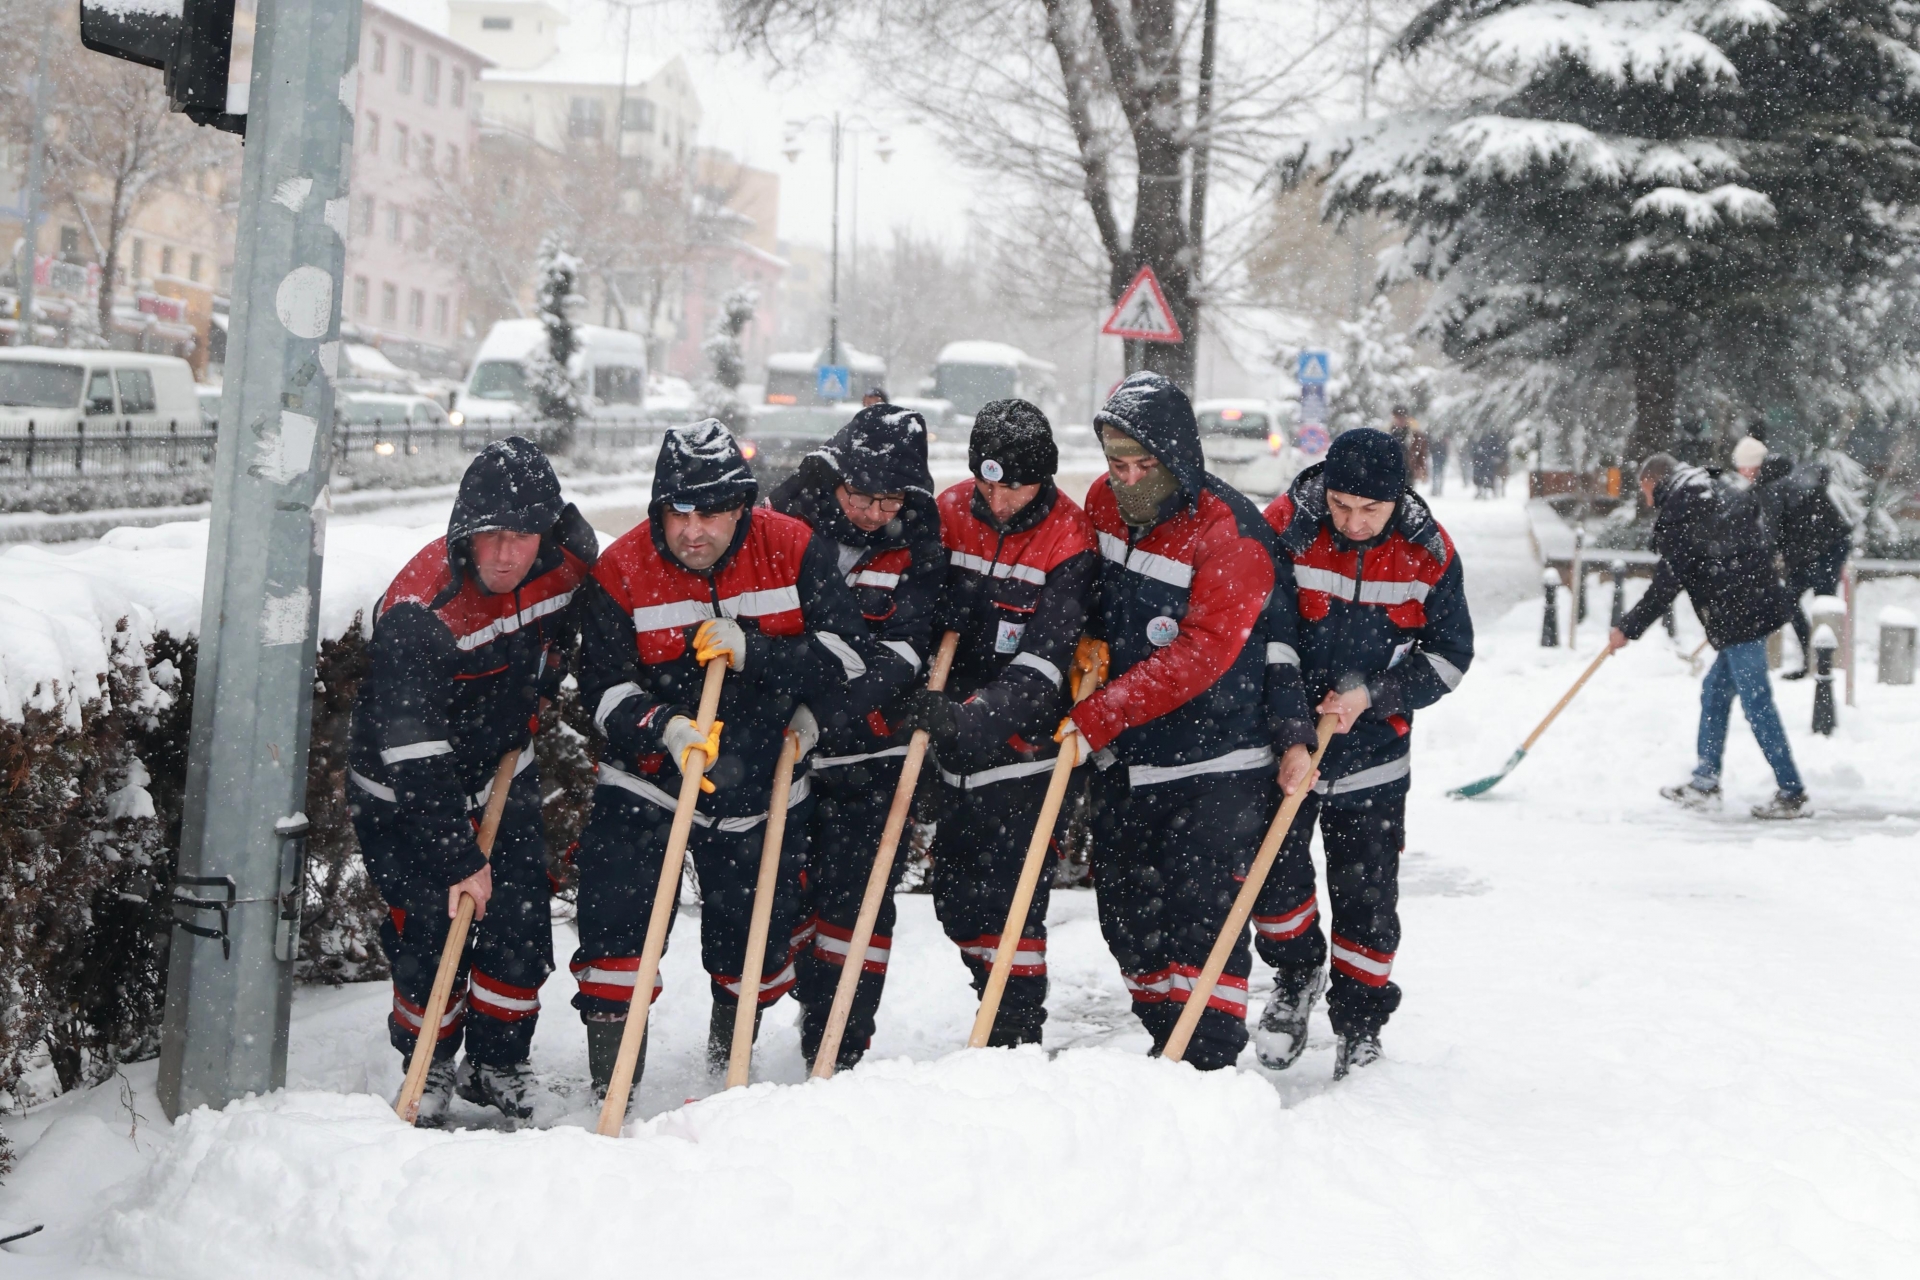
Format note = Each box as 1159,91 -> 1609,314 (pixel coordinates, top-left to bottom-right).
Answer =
0,348 -> 201,434
456,320 -> 648,425
932,341 -> 1059,425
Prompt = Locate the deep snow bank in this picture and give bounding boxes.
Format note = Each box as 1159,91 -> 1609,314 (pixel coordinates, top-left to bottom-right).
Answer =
92,1050 -> 1285,1280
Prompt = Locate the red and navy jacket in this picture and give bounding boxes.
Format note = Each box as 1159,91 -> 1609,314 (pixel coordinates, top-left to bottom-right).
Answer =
348,530 -> 592,887
931,478 -> 1098,786
1265,462 -> 1473,797
579,507 -> 910,824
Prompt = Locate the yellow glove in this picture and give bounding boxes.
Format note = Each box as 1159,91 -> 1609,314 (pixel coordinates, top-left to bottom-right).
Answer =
1072,637 -> 1110,692
693,617 -> 748,671
662,715 -> 723,793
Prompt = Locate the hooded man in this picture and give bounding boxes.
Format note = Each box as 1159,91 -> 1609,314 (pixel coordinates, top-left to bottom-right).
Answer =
349,437 -> 599,1124
894,399 -> 1099,1047
1059,371 -> 1319,1071
574,419 -> 914,1098
1735,439 -> 1852,679
767,404 -> 945,1070
1610,453 -> 1809,818
1258,427 -> 1474,1077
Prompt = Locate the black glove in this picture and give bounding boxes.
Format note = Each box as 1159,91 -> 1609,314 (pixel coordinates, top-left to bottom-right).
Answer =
896,687 -> 959,744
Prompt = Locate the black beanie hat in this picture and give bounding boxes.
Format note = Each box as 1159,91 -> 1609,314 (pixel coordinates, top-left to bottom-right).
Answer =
969,398 -> 1057,486
1324,427 -> 1407,502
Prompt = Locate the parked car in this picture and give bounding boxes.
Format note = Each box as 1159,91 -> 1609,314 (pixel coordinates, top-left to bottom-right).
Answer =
197,384 -> 222,430
0,348 -> 200,434
337,391 -> 452,455
1193,398 -> 1301,499
455,319 -> 648,425
738,402 -> 858,490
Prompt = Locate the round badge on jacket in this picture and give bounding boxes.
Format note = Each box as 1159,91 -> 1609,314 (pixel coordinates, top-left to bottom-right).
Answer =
1146,615 -> 1181,646
981,458 -> 1004,482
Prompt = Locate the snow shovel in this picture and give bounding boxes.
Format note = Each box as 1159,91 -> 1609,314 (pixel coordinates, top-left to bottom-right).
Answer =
811,631 -> 960,1079
1162,714 -> 1339,1065
1684,638 -> 1710,675
724,728 -> 802,1089
967,660 -> 1103,1049
1447,647 -> 1612,799
395,745 -> 524,1124
595,658 -> 728,1136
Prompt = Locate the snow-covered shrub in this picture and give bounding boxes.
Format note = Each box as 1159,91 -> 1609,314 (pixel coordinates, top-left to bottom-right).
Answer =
526,234 -> 585,449
697,286 -> 759,435
1313,296 -> 1432,436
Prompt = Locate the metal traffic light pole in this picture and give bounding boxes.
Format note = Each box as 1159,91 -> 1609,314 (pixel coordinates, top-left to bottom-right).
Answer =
150,0 -> 360,1119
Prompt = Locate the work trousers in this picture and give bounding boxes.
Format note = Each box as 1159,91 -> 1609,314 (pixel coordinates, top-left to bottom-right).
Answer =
1786,541 -> 1849,664
353,769 -> 554,1066
570,784 -> 812,1021
1091,764 -> 1276,1071
1696,640 -> 1804,795
1252,778 -> 1405,1038
929,768 -> 1059,1046
793,755 -> 909,1062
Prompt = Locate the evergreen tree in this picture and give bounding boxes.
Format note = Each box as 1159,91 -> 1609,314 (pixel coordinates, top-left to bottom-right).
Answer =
698,286 -> 759,435
1322,296 -> 1434,435
1294,0 -> 1920,467
527,233 -> 584,448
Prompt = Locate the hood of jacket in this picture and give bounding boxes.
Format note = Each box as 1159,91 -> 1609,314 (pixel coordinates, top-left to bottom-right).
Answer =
649,418 -> 759,521
446,435 -> 597,588
1756,453 -> 1795,487
809,403 -> 934,497
1093,371 -> 1206,513
1277,460 -> 1446,559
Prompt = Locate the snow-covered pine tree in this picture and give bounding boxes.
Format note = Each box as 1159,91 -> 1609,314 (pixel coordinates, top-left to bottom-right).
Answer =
1292,0 -> 1920,467
1321,295 -> 1433,435
527,233 -> 584,449
697,286 -> 758,435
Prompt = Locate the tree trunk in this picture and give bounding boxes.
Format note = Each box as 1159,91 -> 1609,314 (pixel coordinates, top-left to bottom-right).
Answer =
1626,341 -> 1676,466
1111,0 -> 1196,390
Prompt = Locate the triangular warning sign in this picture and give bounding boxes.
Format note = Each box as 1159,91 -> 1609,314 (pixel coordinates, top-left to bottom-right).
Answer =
1102,265 -> 1184,344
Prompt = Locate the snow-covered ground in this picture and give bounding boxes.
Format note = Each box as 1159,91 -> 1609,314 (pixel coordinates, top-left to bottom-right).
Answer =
3,489 -> 1918,1278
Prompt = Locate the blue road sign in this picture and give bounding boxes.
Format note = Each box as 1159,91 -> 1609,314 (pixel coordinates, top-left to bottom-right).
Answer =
1296,350 -> 1331,384
817,365 -> 852,400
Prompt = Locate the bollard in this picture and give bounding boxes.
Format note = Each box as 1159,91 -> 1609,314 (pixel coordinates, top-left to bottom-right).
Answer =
1541,568 -> 1561,647
1609,560 -> 1627,628
1879,606 -> 1916,685
1811,625 -> 1838,735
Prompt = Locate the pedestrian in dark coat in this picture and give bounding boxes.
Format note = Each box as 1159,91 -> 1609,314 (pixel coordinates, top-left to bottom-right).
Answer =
1610,453 -> 1809,819
1735,439 -> 1852,677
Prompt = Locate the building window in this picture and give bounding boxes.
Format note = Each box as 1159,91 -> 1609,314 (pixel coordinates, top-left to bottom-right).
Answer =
412,213 -> 429,250
451,67 -> 465,107
399,45 -> 414,93
420,134 -> 435,172
160,245 -> 175,275
372,33 -> 385,73
358,195 -> 375,235
481,15 -> 511,29
424,56 -> 440,105
131,239 -> 145,279
386,205 -> 403,243
408,289 -> 425,330
353,276 -> 369,317
381,282 -> 397,323
59,225 -> 80,259
434,295 -> 449,334
568,96 -> 604,141
394,123 -> 409,166
621,98 -> 653,132
446,144 -> 459,178
189,253 -> 202,282
364,113 -> 380,153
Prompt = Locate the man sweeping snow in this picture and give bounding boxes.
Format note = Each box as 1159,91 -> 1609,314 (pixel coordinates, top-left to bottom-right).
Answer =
1258,427 -> 1474,1077
348,437 -> 599,1124
894,399 -> 1098,1048
1062,371 -> 1320,1071
1609,453 -> 1810,820
767,403 -> 945,1072
572,420 -> 912,1100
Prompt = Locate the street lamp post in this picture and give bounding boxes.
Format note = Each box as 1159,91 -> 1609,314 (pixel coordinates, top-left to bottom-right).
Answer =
784,113 -> 891,375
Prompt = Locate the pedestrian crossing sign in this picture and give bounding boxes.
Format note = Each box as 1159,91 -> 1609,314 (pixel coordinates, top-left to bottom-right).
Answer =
1296,350 -> 1331,384
816,364 -> 852,401
1101,265 -> 1184,344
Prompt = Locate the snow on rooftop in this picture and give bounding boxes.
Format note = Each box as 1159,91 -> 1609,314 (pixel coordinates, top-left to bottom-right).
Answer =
474,0 -> 683,87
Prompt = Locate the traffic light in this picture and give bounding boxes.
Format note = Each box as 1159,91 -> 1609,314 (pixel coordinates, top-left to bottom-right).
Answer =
78,0 -> 249,134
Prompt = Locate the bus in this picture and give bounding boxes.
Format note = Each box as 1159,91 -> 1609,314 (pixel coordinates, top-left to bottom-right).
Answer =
763,344 -> 887,406
932,341 -> 1059,421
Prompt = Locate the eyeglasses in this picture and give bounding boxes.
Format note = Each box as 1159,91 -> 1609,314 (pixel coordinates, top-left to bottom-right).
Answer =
843,490 -> 905,514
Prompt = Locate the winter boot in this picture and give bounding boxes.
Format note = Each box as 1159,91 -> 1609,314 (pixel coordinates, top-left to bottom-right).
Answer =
1778,665 -> 1809,681
800,1015 -> 869,1074
456,1058 -> 536,1120
1659,781 -> 1722,810
404,1057 -> 458,1129
1333,1030 -> 1382,1081
586,1017 -> 641,1103
1751,790 -> 1811,820
707,1001 -> 763,1076
1253,969 -> 1326,1071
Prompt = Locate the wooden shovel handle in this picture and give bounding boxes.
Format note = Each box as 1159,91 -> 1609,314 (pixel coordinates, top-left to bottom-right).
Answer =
395,745 -> 522,1123
1519,647 -> 1611,754
595,657 -> 728,1135
810,631 -> 960,1080
966,660 -> 1102,1049
725,729 -> 801,1088
1162,715 -> 1338,1065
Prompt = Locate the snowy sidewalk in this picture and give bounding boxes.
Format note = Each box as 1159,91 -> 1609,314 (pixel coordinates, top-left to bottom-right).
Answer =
3,489 -> 1918,1278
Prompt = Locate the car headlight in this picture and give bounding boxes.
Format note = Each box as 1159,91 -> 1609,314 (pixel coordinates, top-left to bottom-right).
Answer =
374,441 -> 396,456
448,410 -> 464,427
739,440 -> 758,460
1268,431 -> 1285,453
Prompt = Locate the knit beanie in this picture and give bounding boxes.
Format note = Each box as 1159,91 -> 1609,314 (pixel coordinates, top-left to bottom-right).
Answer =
1324,427 -> 1407,502
1730,436 -> 1769,470
969,399 -> 1057,486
